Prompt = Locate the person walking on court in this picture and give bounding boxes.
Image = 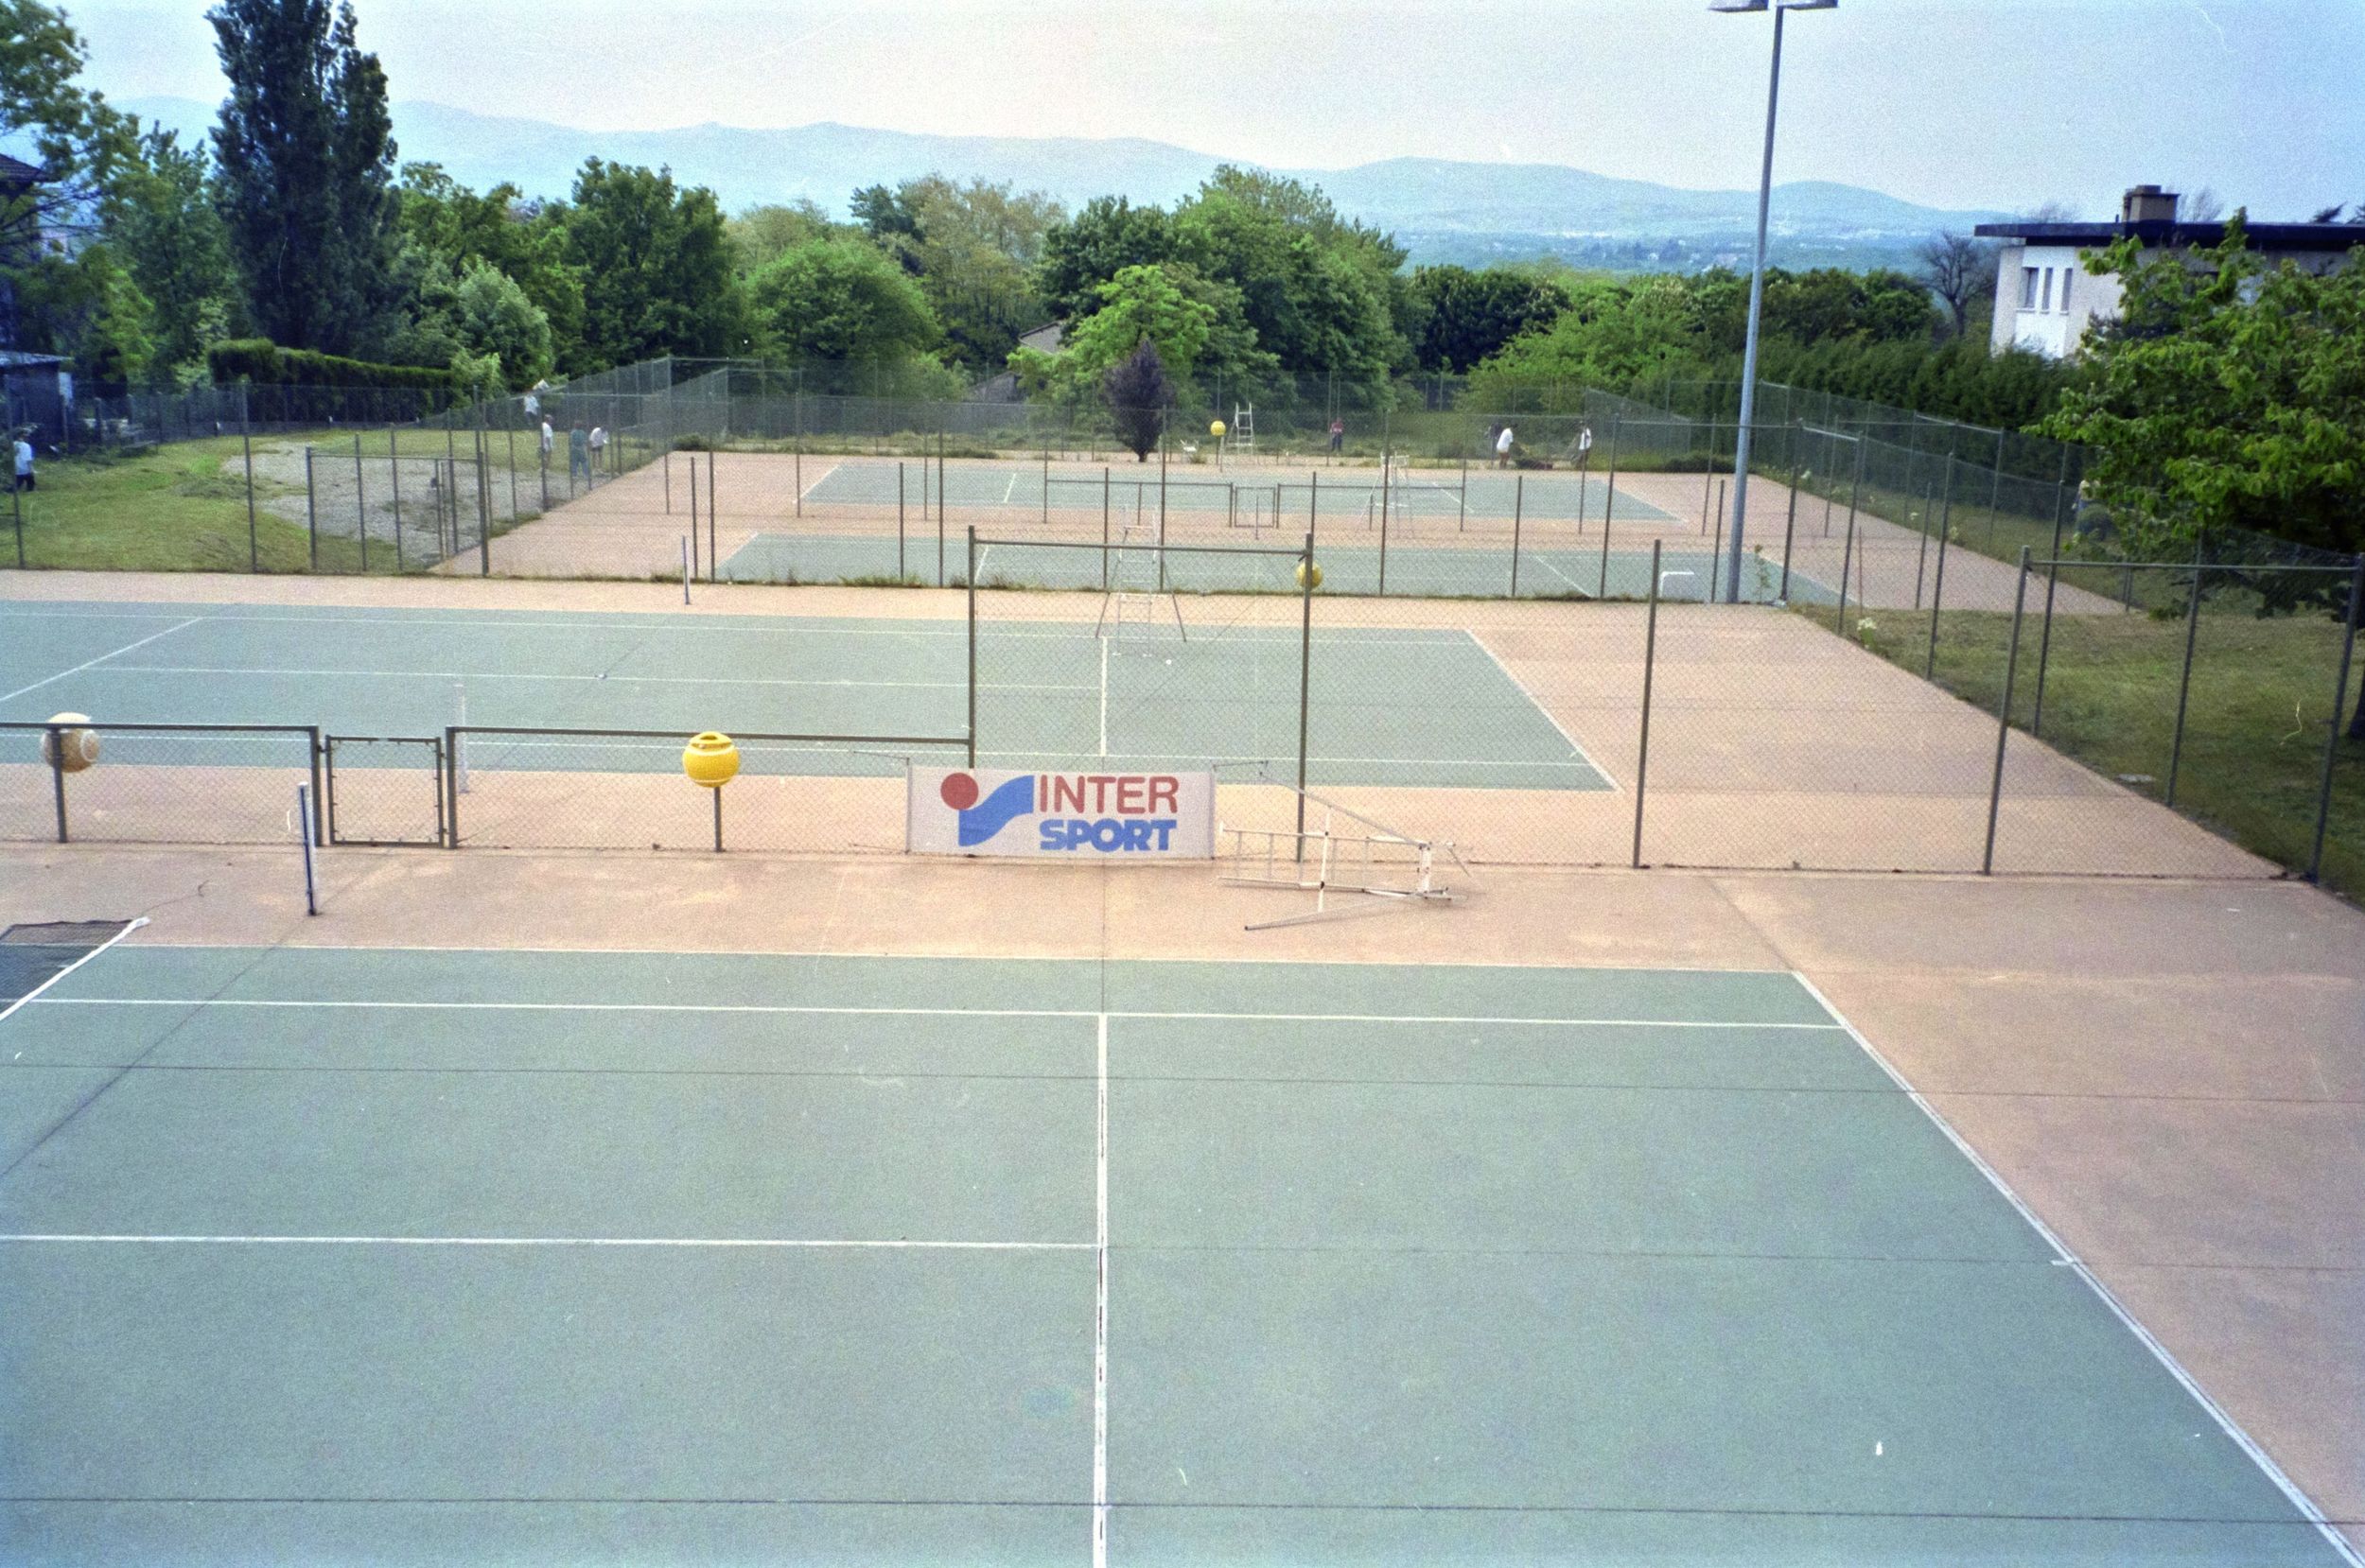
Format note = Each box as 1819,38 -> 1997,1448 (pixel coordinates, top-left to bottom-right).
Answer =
10,432 -> 32,492
538,418 -> 553,464
1495,423 -> 1515,469
1328,417 -> 1344,457
588,425 -> 606,480
569,424 -> 589,487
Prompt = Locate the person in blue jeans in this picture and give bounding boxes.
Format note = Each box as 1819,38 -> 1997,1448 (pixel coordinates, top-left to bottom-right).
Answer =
569,424 -> 590,486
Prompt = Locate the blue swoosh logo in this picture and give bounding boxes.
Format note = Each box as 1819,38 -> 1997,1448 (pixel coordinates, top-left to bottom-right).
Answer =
957,775 -> 1037,846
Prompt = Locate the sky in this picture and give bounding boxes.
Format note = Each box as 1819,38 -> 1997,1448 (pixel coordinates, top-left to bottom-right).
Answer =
58,0 -> 2365,218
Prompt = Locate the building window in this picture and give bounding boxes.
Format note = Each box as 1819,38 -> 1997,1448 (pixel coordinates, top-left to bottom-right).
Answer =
2022,267 -> 2040,309
2058,270 -> 2071,313
2041,269 -> 2053,311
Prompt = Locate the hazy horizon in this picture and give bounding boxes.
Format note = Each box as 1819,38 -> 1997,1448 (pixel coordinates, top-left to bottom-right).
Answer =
58,0 -> 2365,219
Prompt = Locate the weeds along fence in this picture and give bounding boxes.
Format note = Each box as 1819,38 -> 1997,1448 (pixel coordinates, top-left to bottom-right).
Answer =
8,380 -> 477,455
6,539 -> 2356,891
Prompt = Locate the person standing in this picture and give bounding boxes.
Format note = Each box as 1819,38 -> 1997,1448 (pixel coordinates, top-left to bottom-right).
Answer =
11,433 -> 32,492
1495,423 -> 1515,469
569,424 -> 589,486
588,425 -> 606,480
1328,417 -> 1344,456
539,418 -> 554,464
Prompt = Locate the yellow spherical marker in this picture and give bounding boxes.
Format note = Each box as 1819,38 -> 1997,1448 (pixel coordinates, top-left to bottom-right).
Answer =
42,712 -> 100,774
1294,558 -> 1323,590
683,731 -> 740,787
1209,419 -> 1227,439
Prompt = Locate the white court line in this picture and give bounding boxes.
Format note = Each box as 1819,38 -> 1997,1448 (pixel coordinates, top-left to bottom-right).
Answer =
1092,1012 -> 1111,1568
0,617 -> 203,706
26,997 -> 1844,1029
1002,472 -> 1019,504
1460,630 -> 1618,791
4,606 -> 1486,651
0,918 -> 148,1026
101,664 -> 985,693
796,458 -> 841,503
1790,971 -> 2365,1568
0,1233 -> 1090,1251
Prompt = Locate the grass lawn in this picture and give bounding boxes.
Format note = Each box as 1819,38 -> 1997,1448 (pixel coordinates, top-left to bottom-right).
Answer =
2,430 -> 589,575
1798,598 -> 2365,897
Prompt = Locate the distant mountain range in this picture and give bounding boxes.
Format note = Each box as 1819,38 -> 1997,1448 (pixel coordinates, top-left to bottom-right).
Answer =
119,96 -> 2004,270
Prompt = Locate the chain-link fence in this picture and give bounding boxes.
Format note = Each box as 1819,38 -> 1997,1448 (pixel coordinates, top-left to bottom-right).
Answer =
0,722 -> 321,846
6,556 -> 2357,888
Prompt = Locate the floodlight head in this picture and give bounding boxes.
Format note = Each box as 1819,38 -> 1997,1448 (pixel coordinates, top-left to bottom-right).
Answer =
1708,1 -> 1769,10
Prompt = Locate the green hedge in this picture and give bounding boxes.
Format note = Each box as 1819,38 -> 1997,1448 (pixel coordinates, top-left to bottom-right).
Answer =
206,340 -> 464,394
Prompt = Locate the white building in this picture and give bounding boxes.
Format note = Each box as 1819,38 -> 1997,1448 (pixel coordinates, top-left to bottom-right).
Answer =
1978,184 -> 2360,359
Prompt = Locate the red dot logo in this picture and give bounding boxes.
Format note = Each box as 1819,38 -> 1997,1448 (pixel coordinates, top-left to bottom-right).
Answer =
939,772 -> 979,810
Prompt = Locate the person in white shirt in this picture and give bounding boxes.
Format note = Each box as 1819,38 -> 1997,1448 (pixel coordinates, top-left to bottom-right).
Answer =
587,426 -> 607,479
1494,424 -> 1515,469
539,419 -> 554,460
11,435 -> 32,492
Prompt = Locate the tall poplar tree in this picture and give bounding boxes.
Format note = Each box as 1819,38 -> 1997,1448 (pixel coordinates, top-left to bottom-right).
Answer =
209,0 -> 399,356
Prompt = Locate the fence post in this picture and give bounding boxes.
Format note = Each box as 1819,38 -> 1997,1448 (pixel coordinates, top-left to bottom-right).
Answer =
1296,530 -> 1316,861
506,427 -> 517,522
966,527 -> 979,765
243,410 -> 259,572
708,450 -> 717,577
442,725 -> 461,849
49,724 -> 68,843
1598,412 -> 1620,596
1377,444 -> 1392,596
1632,539 -> 1663,868
1459,456 -> 1468,532
1509,474 -> 1524,599
1982,549 -> 2033,874
2031,483 -> 2070,737
1778,426 -> 1800,601
307,725 -> 326,846
689,455 -> 700,580
2306,558 -> 2364,881
390,432 -> 404,569
898,462 -> 908,580
305,446 -> 319,569
354,431 -> 369,572
1835,499 -> 1859,637
477,431 -> 493,576
794,393 -> 804,517
664,451 -> 672,514
2165,547 -> 2206,807
1101,466 -> 1111,590
1924,456 -> 1954,679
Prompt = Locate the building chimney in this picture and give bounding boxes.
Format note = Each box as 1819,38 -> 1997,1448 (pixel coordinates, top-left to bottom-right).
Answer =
2121,184 -> 2179,225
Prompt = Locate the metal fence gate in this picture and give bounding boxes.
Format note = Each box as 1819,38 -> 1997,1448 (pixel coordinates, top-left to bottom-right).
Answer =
324,735 -> 447,847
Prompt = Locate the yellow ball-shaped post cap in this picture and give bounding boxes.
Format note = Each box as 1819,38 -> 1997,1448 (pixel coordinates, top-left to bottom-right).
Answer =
682,731 -> 740,788
42,712 -> 100,774
1209,419 -> 1226,438
1294,558 -> 1323,590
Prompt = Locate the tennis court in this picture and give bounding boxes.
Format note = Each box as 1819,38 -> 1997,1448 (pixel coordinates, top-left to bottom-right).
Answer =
0,599 -> 1606,792
719,531 -> 1831,605
797,456 -> 1677,528
1,942 -> 2343,1566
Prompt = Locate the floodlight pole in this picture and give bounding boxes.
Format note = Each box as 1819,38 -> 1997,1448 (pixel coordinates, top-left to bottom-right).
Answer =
1721,0 -> 1830,605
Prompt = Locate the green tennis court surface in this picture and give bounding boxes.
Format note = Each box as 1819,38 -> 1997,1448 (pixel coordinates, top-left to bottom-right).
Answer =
0,601 -> 1606,791
802,457 -> 1675,526
0,946 -> 2339,1565
722,531 -> 1831,605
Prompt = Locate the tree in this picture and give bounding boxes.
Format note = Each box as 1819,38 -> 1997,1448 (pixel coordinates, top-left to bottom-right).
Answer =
727,200 -> 844,273
1467,274 -> 1701,408
2041,218 -> 2365,732
561,159 -> 745,367
395,163 -> 583,373
1916,231 -> 1997,340
865,175 -> 1062,372
1,0 -> 132,265
103,126 -> 238,376
2178,186 -> 2224,223
1408,265 -> 1571,373
1102,338 -> 1172,461
451,260 -> 552,386
1037,195 -> 1177,321
209,0 -> 401,357
745,237 -> 939,362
